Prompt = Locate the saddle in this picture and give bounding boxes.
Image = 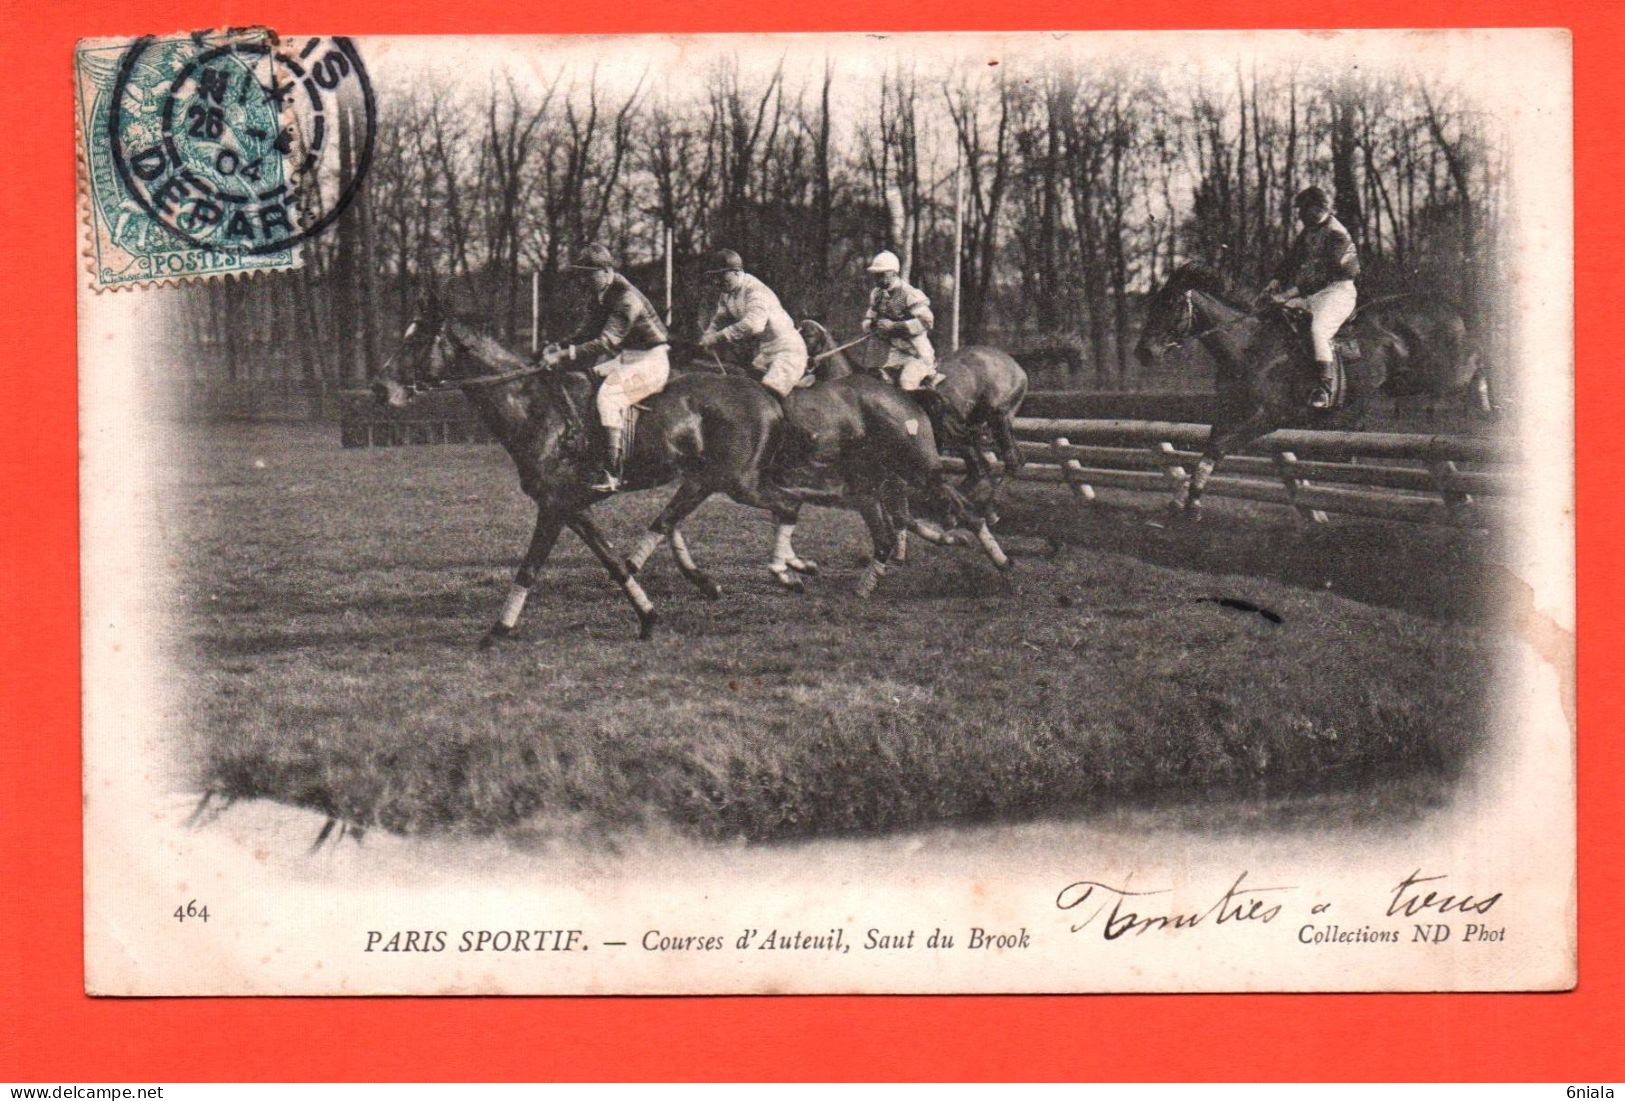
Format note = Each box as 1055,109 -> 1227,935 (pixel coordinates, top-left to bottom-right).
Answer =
551,369 -> 642,462
1274,301 -> 1361,409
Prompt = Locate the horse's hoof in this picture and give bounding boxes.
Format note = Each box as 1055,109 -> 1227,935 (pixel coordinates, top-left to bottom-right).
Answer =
699,578 -> 723,601
478,624 -> 516,650
789,558 -> 820,577
637,610 -> 659,641
769,567 -> 805,593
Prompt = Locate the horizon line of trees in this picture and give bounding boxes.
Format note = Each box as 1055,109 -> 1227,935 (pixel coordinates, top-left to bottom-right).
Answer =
174,53 -> 1505,390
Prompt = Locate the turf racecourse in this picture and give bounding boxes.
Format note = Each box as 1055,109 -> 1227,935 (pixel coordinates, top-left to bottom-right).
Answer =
166,423 -> 1510,845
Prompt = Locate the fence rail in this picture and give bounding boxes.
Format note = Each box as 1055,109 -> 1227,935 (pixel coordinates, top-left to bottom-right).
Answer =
950,417 -> 1517,528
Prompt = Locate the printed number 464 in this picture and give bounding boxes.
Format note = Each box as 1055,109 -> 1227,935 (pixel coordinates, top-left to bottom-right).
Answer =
174,900 -> 209,923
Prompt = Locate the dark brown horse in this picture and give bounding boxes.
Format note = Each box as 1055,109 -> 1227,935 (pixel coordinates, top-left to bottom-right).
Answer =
1134,262 -> 1399,518
797,319 -> 1028,547
376,293 -> 808,644
638,328 -> 1011,595
1360,295 -> 1495,418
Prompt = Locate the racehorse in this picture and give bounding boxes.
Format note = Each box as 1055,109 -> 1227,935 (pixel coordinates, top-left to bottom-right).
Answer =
635,328 -> 1011,595
796,319 -> 1028,543
375,293 -> 807,643
797,320 -> 1028,479
1133,261 -> 1400,518
1359,295 -> 1495,418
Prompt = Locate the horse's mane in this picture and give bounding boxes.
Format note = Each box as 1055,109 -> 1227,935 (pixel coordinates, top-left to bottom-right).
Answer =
1167,262 -> 1255,313
445,318 -> 532,372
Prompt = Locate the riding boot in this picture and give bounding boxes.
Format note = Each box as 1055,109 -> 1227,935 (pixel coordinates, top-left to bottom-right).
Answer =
590,426 -> 624,492
1309,359 -> 1337,410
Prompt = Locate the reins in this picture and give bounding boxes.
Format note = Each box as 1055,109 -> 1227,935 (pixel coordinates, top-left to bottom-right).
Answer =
809,331 -> 873,362
404,324 -> 872,394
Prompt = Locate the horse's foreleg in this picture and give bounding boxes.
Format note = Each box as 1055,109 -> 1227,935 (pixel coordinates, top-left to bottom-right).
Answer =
766,516 -> 818,591
1182,411 -> 1273,519
567,513 -> 659,640
482,509 -> 564,649
883,477 -> 969,551
853,495 -> 898,598
626,480 -> 723,600
667,529 -> 723,601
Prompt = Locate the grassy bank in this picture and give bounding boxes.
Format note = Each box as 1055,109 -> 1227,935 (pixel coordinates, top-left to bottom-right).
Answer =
168,424 -> 1508,844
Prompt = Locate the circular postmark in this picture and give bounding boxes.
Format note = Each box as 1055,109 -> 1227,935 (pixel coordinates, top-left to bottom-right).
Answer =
107,31 -> 375,256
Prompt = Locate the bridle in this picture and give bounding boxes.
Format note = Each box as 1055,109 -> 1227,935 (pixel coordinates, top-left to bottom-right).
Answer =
1156,287 -> 1264,352
388,318 -> 559,393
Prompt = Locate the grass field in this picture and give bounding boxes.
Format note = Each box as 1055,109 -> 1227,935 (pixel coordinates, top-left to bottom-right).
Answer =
164,422 -> 1513,846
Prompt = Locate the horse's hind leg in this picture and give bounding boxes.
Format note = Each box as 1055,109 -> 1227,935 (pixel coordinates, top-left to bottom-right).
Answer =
567,513 -> 659,640
624,480 -> 723,600
937,480 -> 1011,572
481,509 -> 564,649
853,495 -> 898,598
995,411 -> 1025,474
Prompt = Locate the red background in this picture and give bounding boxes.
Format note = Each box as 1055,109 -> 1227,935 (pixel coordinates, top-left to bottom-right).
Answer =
2,0 -> 1618,1083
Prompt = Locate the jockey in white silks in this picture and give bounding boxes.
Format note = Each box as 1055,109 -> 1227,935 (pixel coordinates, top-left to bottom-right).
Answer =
1260,185 -> 1361,410
696,249 -> 809,398
863,250 -> 946,390
541,243 -> 671,492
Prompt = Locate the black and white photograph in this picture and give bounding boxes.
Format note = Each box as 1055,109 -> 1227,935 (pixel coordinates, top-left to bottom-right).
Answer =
76,29 -> 1573,995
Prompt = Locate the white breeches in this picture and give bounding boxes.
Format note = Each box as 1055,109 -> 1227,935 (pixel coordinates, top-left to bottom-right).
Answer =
1304,280 -> 1357,362
885,351 -> 937,391
596,346 -> 671,429
755,347 -> 810,397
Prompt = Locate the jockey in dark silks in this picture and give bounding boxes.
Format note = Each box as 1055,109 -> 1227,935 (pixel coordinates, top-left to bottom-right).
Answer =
539,243 -> 671,492
1260,185 -> 1361,410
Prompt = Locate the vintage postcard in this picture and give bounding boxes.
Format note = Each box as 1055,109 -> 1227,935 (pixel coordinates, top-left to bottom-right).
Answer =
79,29 -> 1574,995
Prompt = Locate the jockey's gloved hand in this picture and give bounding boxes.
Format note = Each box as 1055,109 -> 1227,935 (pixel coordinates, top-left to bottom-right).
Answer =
697,330 -> 719,349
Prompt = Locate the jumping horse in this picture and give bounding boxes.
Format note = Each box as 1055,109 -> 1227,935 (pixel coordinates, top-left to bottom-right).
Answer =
1133,262 -> 1400,518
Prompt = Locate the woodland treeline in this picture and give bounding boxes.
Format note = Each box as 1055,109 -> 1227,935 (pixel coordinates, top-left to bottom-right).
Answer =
176,53 -> 1504,389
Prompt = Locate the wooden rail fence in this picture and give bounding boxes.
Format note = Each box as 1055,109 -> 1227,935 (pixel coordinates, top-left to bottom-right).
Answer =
943,417 -> 1517,528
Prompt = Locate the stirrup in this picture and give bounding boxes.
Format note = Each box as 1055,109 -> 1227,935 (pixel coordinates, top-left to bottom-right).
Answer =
1309,385 -> 1335,410
589,469 -> 622,493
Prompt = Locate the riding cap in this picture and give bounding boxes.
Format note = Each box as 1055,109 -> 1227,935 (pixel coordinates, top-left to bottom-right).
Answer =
569,243 -> 615,270
866,250 -> 902,274
1294,186 -> 1331,210
704,248 -> 745,274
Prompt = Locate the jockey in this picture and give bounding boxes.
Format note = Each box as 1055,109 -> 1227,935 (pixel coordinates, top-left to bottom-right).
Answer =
863,250 -> 945,390
697,249 -> 809,398
1261,186 -> 1361,410
541,243 -> 671,492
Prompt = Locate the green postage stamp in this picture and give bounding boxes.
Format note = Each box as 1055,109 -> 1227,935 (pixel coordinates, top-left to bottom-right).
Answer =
74,30 -> 373,288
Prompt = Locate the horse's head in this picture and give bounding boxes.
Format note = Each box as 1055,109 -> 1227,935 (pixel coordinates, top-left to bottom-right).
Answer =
796,318 -> 852,381
1135,262 -> 1253,368
796,318 -> 834,354
374,291 -> 453,408
1135,268 -> 1201,368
